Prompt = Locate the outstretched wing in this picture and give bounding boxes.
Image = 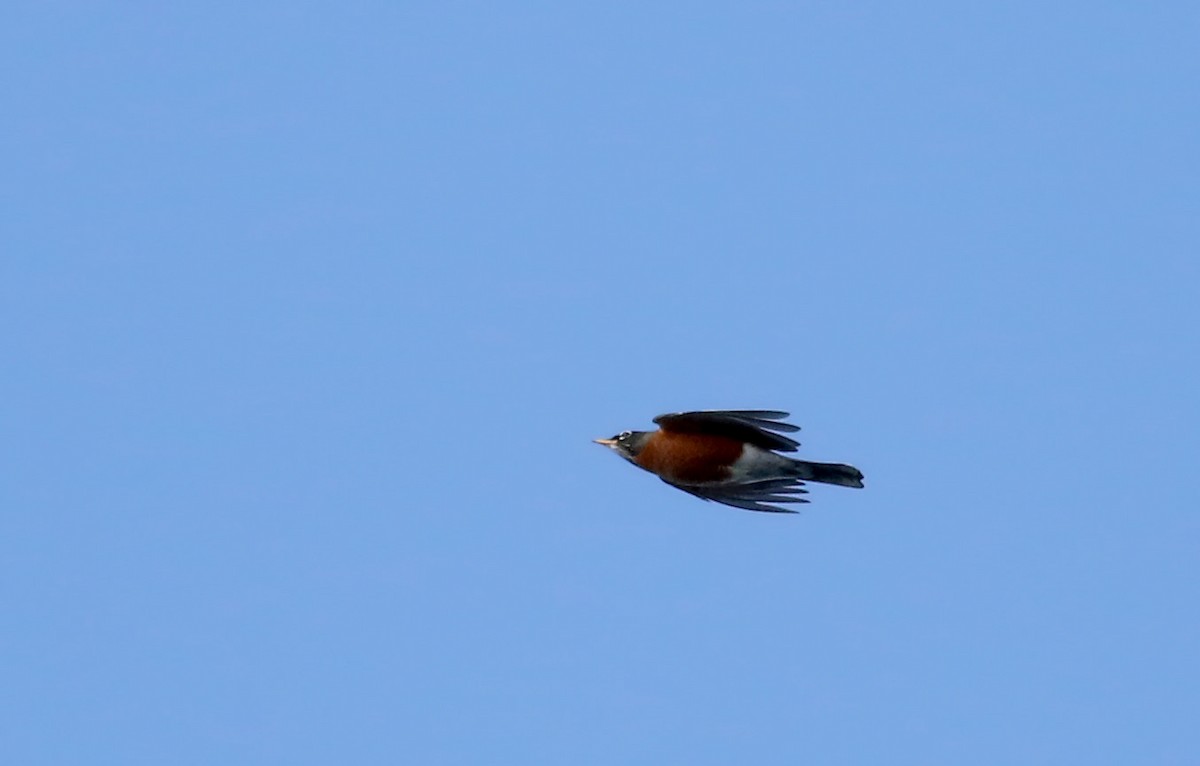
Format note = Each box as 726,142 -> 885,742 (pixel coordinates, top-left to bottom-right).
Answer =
667,478 -> 810,514
653,410 -> 801,452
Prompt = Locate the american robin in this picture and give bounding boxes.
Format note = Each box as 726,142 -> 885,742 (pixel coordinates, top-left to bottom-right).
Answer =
593,410 -> 864,513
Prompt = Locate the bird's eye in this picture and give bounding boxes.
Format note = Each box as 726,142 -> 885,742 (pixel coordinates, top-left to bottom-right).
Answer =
618,430 -> 632,441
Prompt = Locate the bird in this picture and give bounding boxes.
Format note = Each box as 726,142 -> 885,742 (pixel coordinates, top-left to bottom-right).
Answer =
593,410 -> 864,513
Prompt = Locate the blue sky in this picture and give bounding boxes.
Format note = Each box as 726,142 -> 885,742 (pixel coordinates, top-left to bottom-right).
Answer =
4,2 -> 1198,764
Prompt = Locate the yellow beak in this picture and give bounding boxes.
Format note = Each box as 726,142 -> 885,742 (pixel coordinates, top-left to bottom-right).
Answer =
592,438 -> 617,447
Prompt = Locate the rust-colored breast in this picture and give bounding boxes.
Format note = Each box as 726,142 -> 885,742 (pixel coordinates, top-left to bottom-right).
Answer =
635,430 -> 743,484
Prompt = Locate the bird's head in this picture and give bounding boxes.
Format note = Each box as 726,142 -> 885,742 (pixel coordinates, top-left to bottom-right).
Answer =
592,430 -> 651,463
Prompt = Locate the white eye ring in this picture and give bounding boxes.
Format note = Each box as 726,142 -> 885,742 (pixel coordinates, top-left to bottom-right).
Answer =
618,430 -> 632,440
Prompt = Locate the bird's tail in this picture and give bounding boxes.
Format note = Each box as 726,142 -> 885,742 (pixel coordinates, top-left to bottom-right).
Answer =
790,460 -> 865,489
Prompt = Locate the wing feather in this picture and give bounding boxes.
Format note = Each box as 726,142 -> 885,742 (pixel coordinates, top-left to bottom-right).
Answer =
654,410 -> 802,452
668,477 -> 811,514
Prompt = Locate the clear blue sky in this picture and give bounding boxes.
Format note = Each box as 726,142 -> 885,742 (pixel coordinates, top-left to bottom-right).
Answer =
4,3 -> 1198,764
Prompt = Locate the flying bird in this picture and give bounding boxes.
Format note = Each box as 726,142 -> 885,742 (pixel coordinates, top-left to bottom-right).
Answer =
593,410 -> 864,513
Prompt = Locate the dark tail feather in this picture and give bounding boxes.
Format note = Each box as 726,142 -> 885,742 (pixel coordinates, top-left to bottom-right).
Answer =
791,460 -> 865,489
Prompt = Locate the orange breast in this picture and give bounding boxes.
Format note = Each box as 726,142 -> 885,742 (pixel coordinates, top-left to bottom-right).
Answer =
635,430 -> 743,484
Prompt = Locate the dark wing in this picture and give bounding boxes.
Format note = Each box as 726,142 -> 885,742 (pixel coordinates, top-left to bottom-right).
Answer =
667,478 -> 810,514
653,410 -> 801,452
